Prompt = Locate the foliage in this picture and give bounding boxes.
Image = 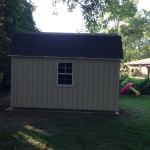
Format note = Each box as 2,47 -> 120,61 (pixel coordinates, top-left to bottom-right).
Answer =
99,8 -> 150,62
120,10 -> 150,62
120,77 -> 144,88
98,0 -> 138,30
0,0 -> 39,89
54,1 -> 150,62
138,78 -> 150,95
120,63 -> 129,81
54,0 -> 150,62
120,72 -> 128,83
120,77 -> 150,95
53,0 -> 138,33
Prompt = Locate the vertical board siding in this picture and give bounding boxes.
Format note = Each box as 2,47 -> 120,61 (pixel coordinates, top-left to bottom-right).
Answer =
72,88 -> 78,109
72,61 -> 78,109
22,58 -> 28,107
67,88 -> 73,109
42,59 -> 48,108
98,61 -> 104,110
93,60 -> 99,110
77,60 -> 84,109
57,88 -> 63,108
11,57 -> 120,111
82,60 -> 88,110
108,61 -> 115,111
32,58 -> 38,107
37,59 -> 43,108
17,58 -> 23,107
10,58 -> 15,107
47,59 -> 53,108
103,61 -> 109,110
112,61 -> 120,111
114,62 -> 118,111
88,60 -> 94,110
115,62 -> 120,111
62,88 -> 68,109
52,61 -> 58,108
27,59 -> 33,107
14,58 -> 18,107
113,62 -> 116,111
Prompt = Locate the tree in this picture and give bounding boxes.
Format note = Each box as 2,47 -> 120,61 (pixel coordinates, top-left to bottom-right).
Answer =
53,0 -> 138,32
98,0 -> 138,30
100,9 -> 150,62
0,0 -> 39,88
54,0 -> 150,62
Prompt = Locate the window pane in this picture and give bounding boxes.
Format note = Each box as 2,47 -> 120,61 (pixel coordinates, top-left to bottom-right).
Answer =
58,79 -> 65,84
58,63 -> 65,68
66,69 -> 72,73
66,63 -> 72,68
66,75 -> 72,80
58,68 -> 65,73
65,80 -> 72,85
58,74 -> 65,80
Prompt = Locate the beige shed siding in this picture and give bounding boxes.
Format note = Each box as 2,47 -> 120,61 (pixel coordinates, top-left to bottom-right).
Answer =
11,57 -> 120,111
10,58 -> 15,107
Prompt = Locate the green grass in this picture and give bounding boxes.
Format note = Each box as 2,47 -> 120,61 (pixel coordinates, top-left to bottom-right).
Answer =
1,95 -> 150,150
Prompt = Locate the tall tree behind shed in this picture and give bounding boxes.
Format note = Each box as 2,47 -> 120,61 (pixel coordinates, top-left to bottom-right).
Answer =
0,0 -> 39,89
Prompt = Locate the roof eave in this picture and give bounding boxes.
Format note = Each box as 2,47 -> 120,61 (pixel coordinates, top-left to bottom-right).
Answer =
8,55 -> 122,60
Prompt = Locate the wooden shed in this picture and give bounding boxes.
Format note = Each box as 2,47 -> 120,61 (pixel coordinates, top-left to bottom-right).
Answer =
10,32 -> 123,111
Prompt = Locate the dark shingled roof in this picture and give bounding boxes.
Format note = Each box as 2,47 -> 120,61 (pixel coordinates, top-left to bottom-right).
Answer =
10,32 -> 123,59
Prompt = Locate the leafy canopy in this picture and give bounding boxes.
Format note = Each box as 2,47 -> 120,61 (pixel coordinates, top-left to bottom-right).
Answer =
53,0 -> 138,32
99,8 -> 150,62
54,0 -> 150,63
0,0 -> 39,88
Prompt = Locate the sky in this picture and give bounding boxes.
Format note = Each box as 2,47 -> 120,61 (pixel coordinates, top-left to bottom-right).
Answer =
31,0 -> 150,33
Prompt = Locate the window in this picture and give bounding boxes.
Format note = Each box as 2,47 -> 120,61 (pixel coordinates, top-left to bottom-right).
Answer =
57,62 -> 73,85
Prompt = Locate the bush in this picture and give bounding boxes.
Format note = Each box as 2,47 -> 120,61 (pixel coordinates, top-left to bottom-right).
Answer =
120,77 -> 150,95
139,78 -> 150,95
119,71 -> 129,84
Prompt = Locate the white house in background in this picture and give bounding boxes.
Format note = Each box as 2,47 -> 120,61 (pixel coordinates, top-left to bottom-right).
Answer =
125,58 -> 150,77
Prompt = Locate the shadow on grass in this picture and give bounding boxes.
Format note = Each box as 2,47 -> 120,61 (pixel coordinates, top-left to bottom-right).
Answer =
1,117 -> 150,150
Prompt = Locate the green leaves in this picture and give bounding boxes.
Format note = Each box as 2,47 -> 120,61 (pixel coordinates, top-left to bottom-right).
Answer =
55,0 -> 138,32
97,2 -> 150,62
54,0 -> 150,62
0,0 -> 39,88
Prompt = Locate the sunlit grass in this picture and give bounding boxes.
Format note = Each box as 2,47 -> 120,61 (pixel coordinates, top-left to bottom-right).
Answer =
24,125 -> 49,135
18,131 -> 53,150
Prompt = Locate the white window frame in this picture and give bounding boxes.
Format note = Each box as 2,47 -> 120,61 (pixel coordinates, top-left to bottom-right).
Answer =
57,62 -> 73,86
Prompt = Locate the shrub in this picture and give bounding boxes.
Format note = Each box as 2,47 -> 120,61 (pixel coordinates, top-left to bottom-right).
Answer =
119,71 -> 129,85
139,78 -> 150,95
120,77 -> 150,95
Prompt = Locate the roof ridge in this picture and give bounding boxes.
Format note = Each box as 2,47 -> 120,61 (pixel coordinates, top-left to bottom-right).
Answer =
14,32 -> 120,36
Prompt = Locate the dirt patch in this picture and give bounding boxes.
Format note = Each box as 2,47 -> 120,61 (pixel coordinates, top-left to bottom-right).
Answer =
0,91 -> 131,121
0,103 -> 131,122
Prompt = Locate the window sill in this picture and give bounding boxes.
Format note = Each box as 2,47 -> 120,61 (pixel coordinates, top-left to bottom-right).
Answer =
55,85 -> 76,88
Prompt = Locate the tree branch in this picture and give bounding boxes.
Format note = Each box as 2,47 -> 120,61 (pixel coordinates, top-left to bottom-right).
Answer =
74,0 -> 92,10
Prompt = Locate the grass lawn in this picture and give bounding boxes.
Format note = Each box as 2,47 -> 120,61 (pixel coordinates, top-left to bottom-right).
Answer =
0,95 -> 150,150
